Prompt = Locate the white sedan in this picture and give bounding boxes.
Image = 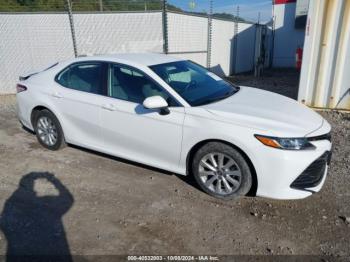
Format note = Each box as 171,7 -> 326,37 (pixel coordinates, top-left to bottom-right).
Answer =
16,53 -> 332,200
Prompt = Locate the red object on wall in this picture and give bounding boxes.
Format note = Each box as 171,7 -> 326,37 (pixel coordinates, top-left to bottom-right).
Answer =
274,0 -> 296,5
296,47 -> 303,70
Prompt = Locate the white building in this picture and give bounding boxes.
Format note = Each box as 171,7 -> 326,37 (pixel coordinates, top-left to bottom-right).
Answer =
298,0 -> 350,110
272,0 -> 308,67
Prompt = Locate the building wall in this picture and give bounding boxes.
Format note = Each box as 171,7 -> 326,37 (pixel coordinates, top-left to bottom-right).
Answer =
273,0 -> 306,67
235,23 -> 257,74
211,19 -> 264,76
211,19 -> 257,75
298,0 -> 350,110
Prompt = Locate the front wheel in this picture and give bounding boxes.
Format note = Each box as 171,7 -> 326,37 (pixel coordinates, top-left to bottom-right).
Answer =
192,142 -> 252,200
34,109 -> 66,151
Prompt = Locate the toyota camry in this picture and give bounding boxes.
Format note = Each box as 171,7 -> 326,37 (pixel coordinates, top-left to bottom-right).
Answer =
16,53 -> 332,200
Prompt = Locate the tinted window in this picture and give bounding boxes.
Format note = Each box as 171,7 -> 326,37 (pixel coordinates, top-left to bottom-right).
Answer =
56,63 -> 106,95
150,61 -> 239,106
109,64 -> 178,106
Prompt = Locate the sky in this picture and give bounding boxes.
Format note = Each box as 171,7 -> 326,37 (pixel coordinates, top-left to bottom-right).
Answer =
169,0 -> 272,23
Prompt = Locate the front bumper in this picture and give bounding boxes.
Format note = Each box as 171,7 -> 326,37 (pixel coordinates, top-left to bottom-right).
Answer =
255,137 -> 332,200
290,151 -> 331,192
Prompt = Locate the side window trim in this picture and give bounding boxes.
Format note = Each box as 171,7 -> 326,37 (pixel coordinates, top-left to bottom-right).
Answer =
54,61 -> 108,96
107,62 -> 182,107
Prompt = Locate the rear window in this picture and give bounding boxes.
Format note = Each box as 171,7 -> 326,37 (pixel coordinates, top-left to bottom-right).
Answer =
55,62 -> 107,96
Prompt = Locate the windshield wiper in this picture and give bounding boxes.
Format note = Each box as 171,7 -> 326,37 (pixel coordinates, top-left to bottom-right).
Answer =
195,89 -> 237,106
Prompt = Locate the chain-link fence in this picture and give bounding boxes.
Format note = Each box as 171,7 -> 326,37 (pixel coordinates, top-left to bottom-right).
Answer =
165,0 -> 210,68
69,0 -> 164,57
0,0 -> 271,94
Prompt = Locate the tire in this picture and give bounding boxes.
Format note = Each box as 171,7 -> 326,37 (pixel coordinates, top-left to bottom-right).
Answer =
192,142 -> 252,200
34,109 -> 66,151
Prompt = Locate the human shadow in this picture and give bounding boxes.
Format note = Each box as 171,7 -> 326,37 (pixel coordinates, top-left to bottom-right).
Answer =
0,172 -> 74,261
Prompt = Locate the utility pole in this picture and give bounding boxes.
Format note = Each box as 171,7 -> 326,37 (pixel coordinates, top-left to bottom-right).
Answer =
66,0 -> 78,57
162,0 -> 169,54
234,5 -> 240,37
206,0 -> 213,68
99,0 -> 103,12
232,5 -> 240,74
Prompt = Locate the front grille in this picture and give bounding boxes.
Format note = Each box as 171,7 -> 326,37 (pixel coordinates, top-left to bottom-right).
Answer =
290,152 -> 330,190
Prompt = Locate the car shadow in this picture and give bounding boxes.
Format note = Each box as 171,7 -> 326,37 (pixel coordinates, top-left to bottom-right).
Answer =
20,125 -> 206,195
21,124 -> 35,135
69,144 -> 175,177
0,172 -> 74,261
68,144 -> 206,193
134,104 -> 159,115
68,144 -> 258,197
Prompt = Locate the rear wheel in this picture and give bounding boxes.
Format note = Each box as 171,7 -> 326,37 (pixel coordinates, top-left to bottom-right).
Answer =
34,109 -> 65,150
192,142 -> 252,200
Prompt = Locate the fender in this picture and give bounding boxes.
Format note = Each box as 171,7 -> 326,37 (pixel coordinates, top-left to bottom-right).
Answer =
29,95 -> 69,143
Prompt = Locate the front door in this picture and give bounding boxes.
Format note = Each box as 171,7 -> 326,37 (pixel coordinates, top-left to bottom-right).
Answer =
99,63 -> 185,172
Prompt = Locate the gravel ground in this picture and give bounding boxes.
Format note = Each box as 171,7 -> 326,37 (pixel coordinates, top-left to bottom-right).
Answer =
228,69 -> 301,100
0,74 -> 349,259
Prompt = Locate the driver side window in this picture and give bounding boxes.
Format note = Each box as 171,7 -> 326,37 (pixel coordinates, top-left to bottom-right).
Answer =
108,64 -> 178,106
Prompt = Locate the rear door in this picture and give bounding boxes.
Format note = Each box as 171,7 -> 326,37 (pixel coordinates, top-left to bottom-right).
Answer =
53,61 -> 108,150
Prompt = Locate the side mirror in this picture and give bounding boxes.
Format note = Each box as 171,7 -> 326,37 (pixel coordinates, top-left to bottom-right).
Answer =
143,96 -> 170,115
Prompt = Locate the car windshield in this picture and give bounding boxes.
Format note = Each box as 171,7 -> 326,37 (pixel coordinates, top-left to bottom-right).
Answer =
149,60 -> 239,106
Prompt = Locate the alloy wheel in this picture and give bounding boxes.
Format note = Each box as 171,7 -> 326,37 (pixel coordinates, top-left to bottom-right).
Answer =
36,116 -> 58,146
198,152 -> 242,196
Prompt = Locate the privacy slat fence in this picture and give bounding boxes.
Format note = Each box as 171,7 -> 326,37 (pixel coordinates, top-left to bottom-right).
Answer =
0,10 -> 261,94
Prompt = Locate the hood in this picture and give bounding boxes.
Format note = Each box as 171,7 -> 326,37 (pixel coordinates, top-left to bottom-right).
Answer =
202,86 -> 324,137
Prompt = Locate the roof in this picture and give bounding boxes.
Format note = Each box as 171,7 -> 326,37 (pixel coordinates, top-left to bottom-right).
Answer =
77,52 -> 183,67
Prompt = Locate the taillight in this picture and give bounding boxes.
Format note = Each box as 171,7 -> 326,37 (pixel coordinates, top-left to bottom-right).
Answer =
16,84 -> 27,93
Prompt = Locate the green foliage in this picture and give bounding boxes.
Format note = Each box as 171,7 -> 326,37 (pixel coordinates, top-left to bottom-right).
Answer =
0,0 -> 66,11
0,0 -> 185,12
0,0 -> 246,23
184,10 -> 247,23
212,12 -> 247,22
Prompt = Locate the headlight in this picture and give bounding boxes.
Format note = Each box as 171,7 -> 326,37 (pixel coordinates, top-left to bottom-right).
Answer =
254,135 -> 316,150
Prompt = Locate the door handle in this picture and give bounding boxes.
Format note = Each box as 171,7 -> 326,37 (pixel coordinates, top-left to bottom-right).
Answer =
52,92 -> 63,98
101,104 -> 116,111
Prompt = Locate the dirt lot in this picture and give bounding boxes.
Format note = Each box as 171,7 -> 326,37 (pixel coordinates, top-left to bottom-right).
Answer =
228,69 -> 301,100
0,73 -> 349,259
